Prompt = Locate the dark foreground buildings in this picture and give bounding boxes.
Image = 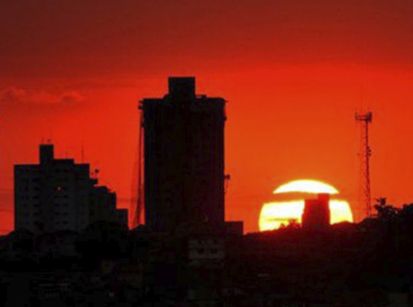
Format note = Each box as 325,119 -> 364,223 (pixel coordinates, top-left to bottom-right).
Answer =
14,144 -> 127,233
302,193 -> 331,230
141,77 -> 242,234
3,78 -> 413,306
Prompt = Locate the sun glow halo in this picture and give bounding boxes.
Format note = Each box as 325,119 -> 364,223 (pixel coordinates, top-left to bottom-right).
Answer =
274,179 -> 339,195
260,179 -> 353,231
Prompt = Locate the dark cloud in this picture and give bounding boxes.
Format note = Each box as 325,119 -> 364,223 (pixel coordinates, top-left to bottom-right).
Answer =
59,91 -> 85,104
0,87 -> 84,105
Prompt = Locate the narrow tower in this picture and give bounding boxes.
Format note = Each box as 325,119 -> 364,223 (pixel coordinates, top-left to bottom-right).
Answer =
130,110 -> 144,229
355,112 -> 373,218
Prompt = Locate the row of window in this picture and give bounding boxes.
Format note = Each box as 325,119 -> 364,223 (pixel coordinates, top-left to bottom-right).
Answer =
191,248 -> 222,255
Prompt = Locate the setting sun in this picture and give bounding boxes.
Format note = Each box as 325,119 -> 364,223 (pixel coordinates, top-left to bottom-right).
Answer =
274,179 -> 339,195
259,179 -> 353,231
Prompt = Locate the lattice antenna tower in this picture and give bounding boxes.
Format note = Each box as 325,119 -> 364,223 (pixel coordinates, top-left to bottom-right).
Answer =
355,112 -> 373,218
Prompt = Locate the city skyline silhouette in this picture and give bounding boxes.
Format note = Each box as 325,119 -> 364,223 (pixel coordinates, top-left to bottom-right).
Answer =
2,1 -> 413,304
1,1 -> 413,235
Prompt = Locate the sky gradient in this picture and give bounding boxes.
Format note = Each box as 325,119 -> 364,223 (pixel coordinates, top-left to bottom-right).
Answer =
1,0 -> 413,233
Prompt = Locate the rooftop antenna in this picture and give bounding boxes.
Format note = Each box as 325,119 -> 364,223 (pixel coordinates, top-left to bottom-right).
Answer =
81,142 -> 85,163
355,111 -> 373,218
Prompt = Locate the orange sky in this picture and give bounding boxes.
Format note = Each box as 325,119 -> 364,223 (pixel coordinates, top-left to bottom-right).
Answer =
1,0 -> 413,234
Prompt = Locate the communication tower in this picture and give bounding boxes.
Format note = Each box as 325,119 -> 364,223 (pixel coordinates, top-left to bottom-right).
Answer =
355,112 -> 373,218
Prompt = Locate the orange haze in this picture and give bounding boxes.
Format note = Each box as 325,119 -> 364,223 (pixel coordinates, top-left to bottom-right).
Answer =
1,1 -> 413,234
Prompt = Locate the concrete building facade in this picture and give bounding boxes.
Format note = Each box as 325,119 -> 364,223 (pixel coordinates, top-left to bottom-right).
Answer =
14,144 -> 127,233
141,77 -> 226,232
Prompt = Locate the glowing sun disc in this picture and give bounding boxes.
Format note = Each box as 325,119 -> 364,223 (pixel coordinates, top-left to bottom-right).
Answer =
274,179 -> 339,195
260,179 -> 353,231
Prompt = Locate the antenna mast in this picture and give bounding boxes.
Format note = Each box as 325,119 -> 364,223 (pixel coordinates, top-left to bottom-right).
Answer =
136,107 -> 144,226
355,112 -> 373,218
130,104 -> 144,229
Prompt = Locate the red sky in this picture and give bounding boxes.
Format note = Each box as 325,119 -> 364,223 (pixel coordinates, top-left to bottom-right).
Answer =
1,0 -> 413,234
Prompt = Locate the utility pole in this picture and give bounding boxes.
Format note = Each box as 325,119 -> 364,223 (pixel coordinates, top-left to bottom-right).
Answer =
355,112 -> 373,218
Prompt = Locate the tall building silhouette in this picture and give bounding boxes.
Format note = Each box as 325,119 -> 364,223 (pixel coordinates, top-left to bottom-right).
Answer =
14,144 -> 127,233
302,193 -> 331,230
141,77 -> 226,232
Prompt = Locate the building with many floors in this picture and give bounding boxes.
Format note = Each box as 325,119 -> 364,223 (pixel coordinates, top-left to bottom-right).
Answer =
14,144 -> 127,233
